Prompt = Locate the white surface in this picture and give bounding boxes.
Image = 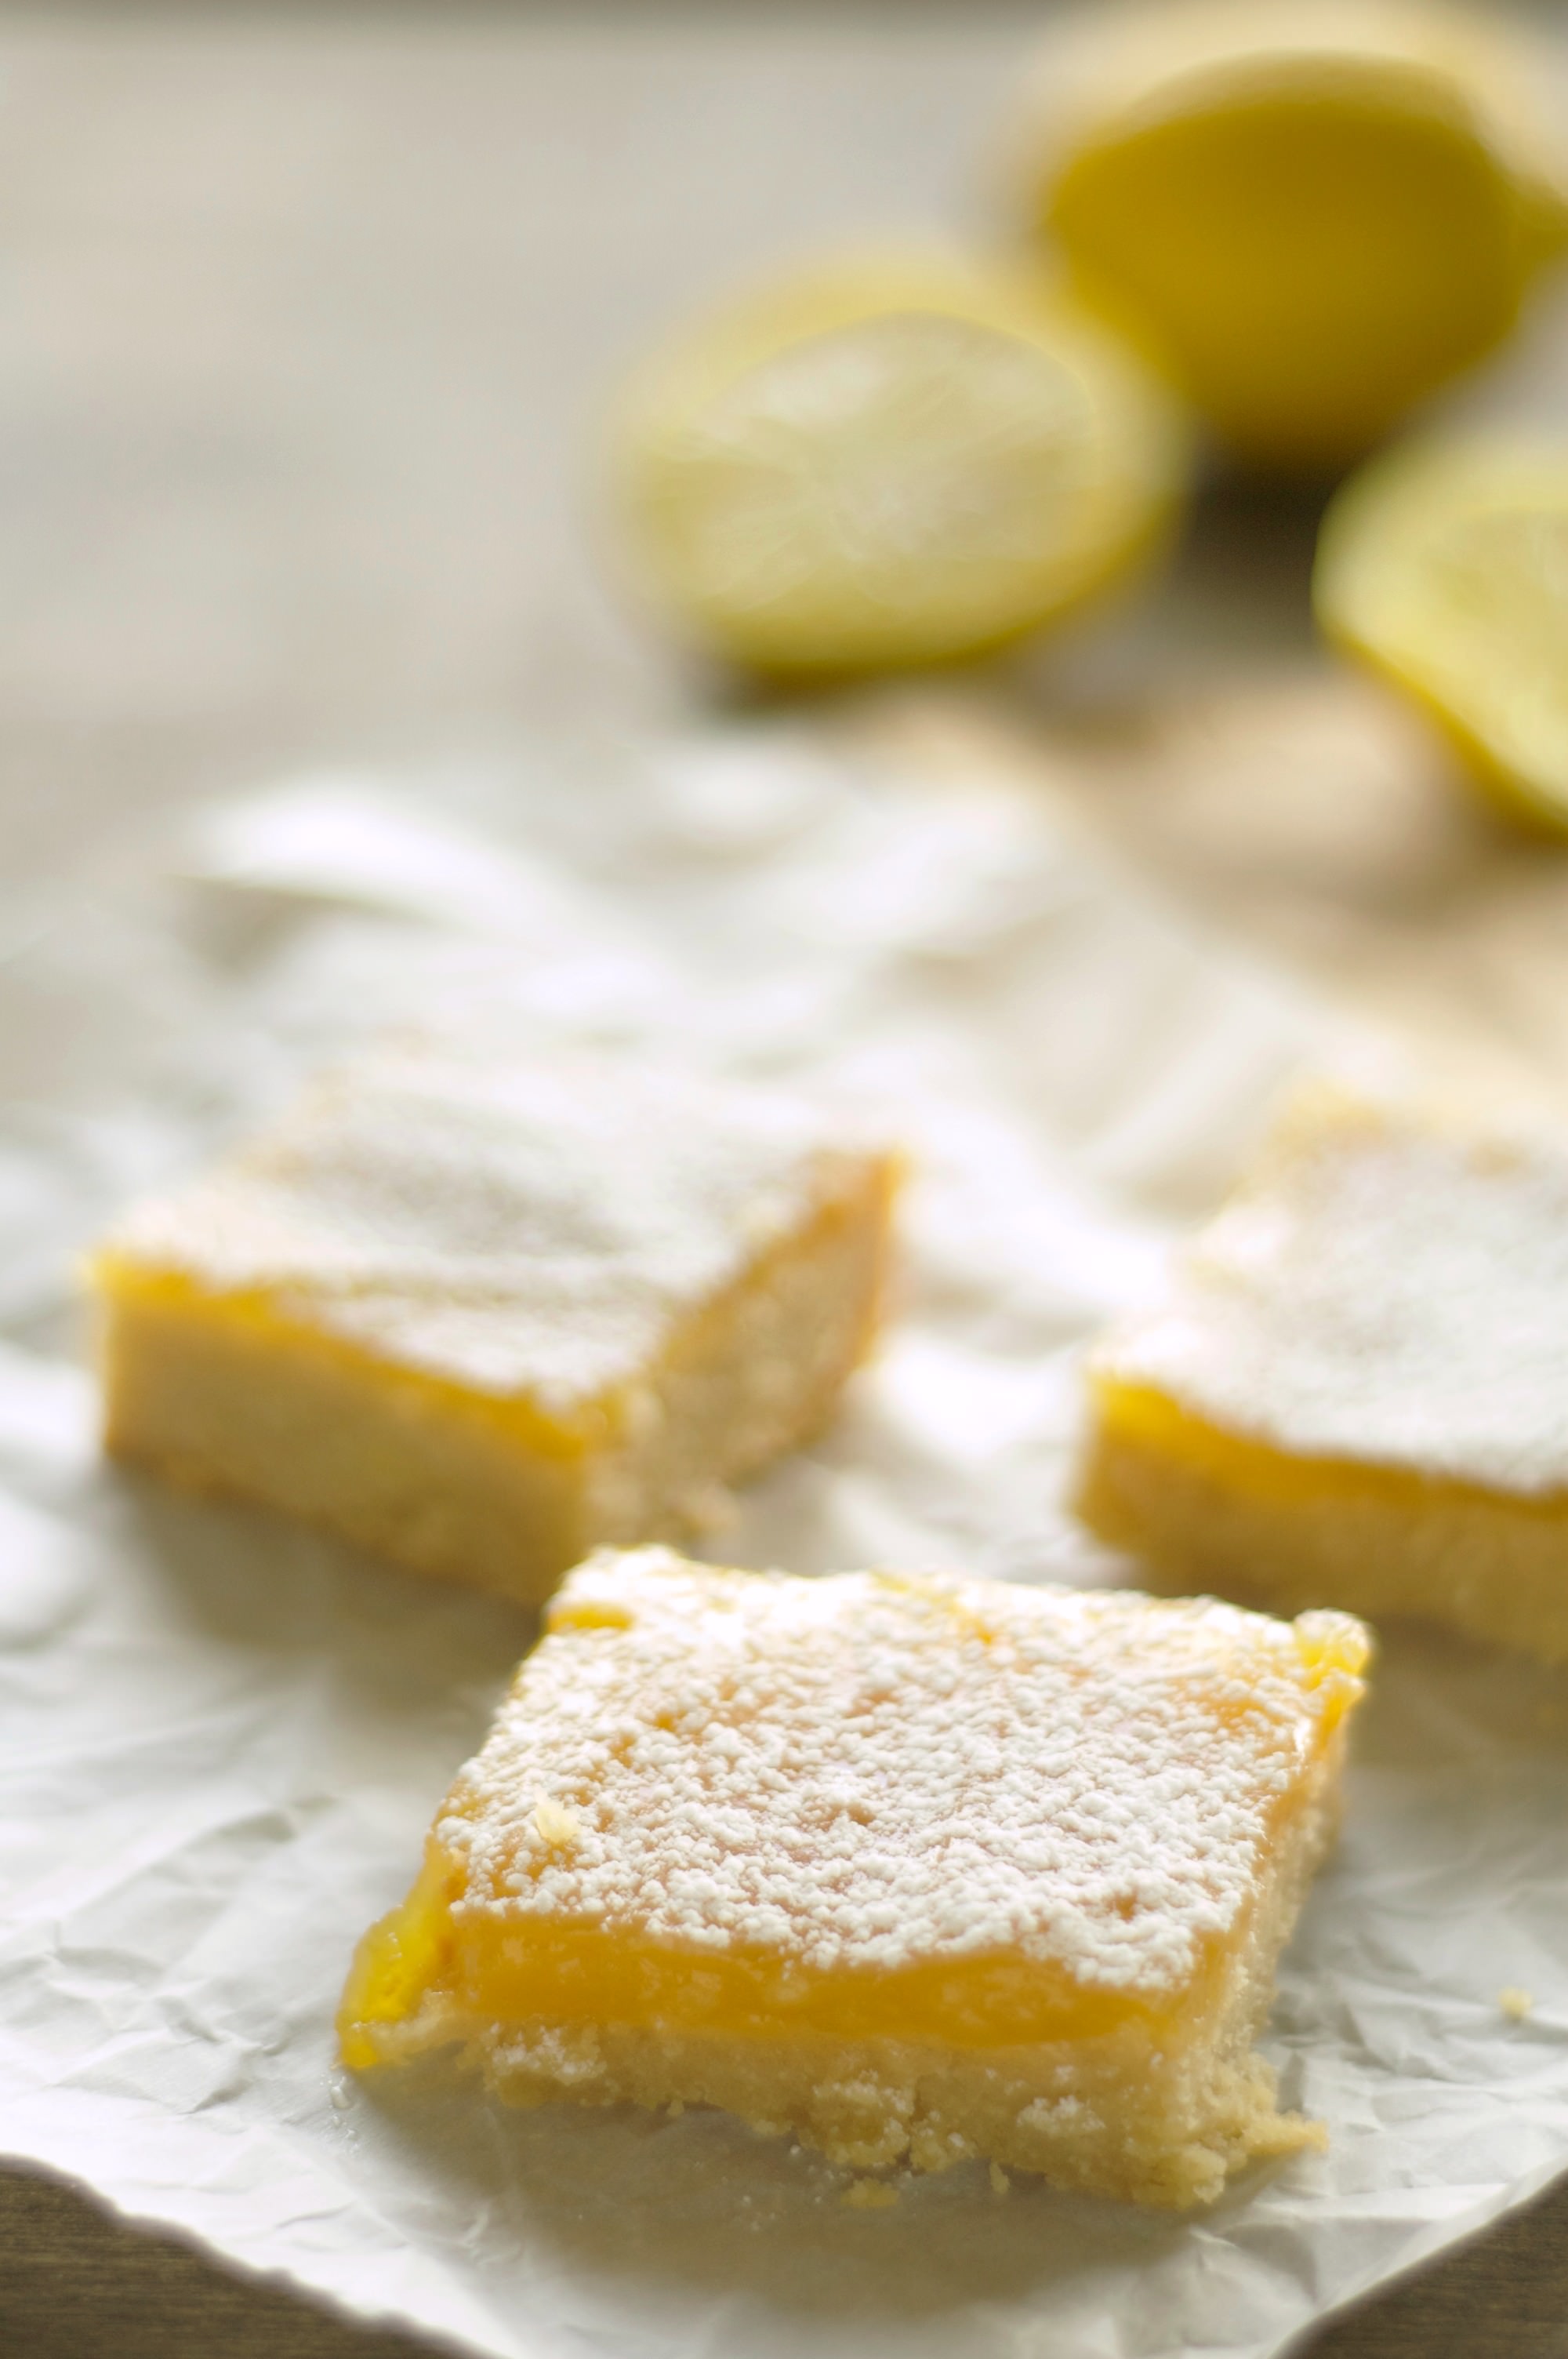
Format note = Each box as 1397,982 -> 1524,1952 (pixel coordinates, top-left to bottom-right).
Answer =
4,725 -> 1568,2359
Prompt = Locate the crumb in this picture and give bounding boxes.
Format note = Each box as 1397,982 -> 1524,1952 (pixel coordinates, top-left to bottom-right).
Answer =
989,2161 -> 1011,2197
843,2179 -> 899,2210
666,2098 -> 684,2118
532,1794 -> 579,1848
1499,1986 -> 1535,2022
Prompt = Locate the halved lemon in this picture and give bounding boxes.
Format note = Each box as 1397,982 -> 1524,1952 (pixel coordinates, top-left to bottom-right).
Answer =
604,252 -> 1191,678
1315,438 -> 1568,832
1006,0 -> 1568,470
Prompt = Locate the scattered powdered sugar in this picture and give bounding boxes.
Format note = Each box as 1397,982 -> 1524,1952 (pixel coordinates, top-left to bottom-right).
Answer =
105,1049 -> 858,1411
1095,1085 -> 1568,1494
437,1545 -> 1367,1994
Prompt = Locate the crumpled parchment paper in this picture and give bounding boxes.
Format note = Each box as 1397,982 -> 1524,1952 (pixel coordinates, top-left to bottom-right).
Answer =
4,722 -> 1568,2359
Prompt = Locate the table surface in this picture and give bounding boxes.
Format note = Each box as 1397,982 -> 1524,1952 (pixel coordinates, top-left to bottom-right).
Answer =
4,8 -> 1568,2355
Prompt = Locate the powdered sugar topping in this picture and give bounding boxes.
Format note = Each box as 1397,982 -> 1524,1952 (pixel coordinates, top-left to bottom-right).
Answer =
1096,1086 -> 1568,1494
107,1051 -> 859,1411
437,1545 -> 1366,1994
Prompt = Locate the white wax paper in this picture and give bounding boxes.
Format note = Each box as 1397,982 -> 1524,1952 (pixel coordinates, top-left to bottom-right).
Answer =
5,720 -> 1568,2359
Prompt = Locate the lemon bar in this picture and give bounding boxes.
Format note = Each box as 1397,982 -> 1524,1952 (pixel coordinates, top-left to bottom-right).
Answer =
1077,1084 -> 1568,1659
92,1053 -> 895,1606
339,1543 -> 1369,2208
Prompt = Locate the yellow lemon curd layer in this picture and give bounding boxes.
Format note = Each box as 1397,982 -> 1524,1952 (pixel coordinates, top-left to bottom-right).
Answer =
93,1255 -> 598,1460
1089,1372 -> 1568,1530
1079,1371 -> 1568,1667
343,1848 -> 1174,2065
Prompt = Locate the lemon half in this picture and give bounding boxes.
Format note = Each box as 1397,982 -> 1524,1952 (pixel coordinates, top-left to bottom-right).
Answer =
1007,0 -> 1568,469
606,253 -> 1191,678
1316,438 -> 1568,833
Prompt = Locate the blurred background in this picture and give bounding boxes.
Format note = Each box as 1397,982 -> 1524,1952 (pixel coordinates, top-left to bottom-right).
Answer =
6,2 -> 1568,1092
5,3 -> 1051,876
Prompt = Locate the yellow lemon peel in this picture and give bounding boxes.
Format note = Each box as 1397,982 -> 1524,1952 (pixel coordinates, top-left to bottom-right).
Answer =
1006,0 -> 1568,468
1316,437 -> 1568,835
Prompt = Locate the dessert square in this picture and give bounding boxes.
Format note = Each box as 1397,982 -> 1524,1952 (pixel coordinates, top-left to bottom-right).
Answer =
92,1052 -> 896,1606
339,1544 -> 1369,2208
1077,1083 -> 1568,1660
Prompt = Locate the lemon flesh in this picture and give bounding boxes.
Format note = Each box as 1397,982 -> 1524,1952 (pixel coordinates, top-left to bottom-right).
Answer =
1010,1 -> 1568,469
1315,439 -> 1568,832
608,256 -> 1190,678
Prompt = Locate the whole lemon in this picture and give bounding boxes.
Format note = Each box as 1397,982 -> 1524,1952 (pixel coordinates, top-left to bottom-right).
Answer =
1007,0 -> 1568,469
